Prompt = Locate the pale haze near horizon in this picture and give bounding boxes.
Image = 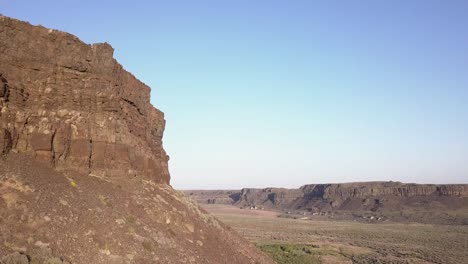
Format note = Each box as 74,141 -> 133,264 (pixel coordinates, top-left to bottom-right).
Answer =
2,0 -> 468,189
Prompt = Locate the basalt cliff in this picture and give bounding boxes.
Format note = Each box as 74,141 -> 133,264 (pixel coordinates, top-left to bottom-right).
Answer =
236,182 -> 468,210
0,16 -> 273,264
0,15 -> 169,183
185,182 -> 468,224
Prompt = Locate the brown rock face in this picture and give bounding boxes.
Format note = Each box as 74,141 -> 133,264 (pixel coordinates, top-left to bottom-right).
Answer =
0,16 -> 169,183
299,182 -> 468,202
0,16 -> 274,264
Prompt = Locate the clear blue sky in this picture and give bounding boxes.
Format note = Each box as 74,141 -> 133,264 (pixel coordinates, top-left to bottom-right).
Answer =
2,1 -> 468,189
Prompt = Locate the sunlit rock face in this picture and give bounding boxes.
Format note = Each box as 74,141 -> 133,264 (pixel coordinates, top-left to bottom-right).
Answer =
0,15 -> 169,183
0,15 -> 275,264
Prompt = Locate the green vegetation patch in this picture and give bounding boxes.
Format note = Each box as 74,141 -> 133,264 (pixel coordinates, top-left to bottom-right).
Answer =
257,244 -> 328,264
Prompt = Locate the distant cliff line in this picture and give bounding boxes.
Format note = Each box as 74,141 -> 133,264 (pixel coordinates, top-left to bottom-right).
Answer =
184,181 -> 468,212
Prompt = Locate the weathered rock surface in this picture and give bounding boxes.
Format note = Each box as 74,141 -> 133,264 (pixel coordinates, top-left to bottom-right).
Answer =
0,154 -> 274,263
0,15 -> 274,264
0,15 -> 168,183
185,190 -> 240,205
1,247 -> 70,264
298,182 -> 468,206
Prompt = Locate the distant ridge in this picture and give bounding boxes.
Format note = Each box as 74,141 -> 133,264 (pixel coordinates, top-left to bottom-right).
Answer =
184,181 -> 468,224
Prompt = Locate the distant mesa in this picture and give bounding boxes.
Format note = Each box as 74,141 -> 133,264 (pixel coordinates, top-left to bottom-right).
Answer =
184,181 -> 468,224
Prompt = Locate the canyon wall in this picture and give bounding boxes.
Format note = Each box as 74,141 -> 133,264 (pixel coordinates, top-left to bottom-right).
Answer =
185,182 -> 468,211
300,182 -> 468,201
0,16 -> 169,183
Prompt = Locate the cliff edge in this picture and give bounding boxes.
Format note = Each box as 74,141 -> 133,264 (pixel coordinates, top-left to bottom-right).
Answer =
0,16 -> 274,264
0,15 -> 169,183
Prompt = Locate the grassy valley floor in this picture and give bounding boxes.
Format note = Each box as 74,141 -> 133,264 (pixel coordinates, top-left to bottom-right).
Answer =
202,204 -> 468,264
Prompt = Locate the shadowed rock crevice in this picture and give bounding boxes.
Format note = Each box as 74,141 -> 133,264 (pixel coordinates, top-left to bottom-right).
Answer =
0,129 -> 12,154
0,74 -> 9,102
88,139 -> 93,174
121,98 -> 144,116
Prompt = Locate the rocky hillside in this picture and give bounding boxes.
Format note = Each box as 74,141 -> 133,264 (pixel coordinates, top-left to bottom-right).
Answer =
0,15 -> 274,264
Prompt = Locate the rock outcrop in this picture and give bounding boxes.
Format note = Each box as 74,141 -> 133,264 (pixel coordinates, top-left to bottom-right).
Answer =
0,15 -> 274,264
185,182 -> 468,213
185,190 -> 240,205
0,15 -> 169,183
237,188 -> 303,208
299,182 -> 468,204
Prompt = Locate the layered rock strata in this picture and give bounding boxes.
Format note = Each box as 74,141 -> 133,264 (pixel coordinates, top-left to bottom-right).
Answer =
185,182 -> 468,211
0,15 -> 169,183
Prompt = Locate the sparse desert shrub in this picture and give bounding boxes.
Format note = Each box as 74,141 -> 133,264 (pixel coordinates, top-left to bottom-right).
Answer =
257,244 -> 322,264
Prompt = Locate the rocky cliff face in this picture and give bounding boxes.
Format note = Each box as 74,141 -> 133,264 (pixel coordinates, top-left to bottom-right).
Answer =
300,182 -> 468,202
241,182 -> 468,210
185,190 -> 240,205
0,16 -> 169,183
185,182 -> 468,212
238,188 -> 303,208
0,16 -> 274,264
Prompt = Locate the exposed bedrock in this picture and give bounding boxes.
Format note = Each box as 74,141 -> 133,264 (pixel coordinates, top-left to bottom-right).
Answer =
0,15 -> 274,264
0,16 -> 169,183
